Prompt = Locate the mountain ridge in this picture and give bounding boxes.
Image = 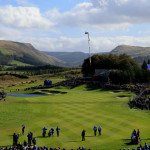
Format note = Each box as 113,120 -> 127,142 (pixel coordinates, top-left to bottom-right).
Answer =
1,40 -> 150,67
46,45 -> 150,66
110,45 -> 150,63
0,40 -> 61,66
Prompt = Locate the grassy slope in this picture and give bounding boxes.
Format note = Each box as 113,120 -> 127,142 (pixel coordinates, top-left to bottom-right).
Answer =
0,48 -> 13,55
0,85 -> 150,149
10,60 -> 31,66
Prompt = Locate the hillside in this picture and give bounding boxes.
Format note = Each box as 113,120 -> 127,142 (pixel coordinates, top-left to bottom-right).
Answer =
111,45 -> 150,64
0,40 -> 61,66
45,52 -> 89,67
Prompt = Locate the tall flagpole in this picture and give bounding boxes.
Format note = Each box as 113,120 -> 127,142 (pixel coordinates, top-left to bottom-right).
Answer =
85,32 -> 91,65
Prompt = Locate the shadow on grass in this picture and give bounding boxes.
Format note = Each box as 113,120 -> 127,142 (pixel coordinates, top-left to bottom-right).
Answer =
68,135 -> 95,143
122,139 -> 145,146
86,135 -> 95,137
141,138 -> 150,140
122,139 -> 136,146
8,135 -> 13,137
36,135 -> 51,138
122,138 -> 150,143
36,135 -> 58,139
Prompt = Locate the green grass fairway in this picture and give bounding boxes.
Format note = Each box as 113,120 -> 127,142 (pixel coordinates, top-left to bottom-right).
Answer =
0,86 -> 150,149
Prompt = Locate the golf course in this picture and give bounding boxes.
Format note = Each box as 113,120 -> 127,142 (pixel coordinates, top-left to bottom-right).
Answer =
0,78 -> 150,150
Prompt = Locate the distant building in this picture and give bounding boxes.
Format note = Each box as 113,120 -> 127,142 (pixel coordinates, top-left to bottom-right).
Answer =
93,69 -> 119,82
94,69 -> 111,77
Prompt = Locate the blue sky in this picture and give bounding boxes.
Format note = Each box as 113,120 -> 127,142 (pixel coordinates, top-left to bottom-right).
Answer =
0,0 -> 150,52
0,0 -> 90,11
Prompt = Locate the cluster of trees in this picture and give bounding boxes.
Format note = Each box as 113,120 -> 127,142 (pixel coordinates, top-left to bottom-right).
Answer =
82,54 -> 150,84
11,65 -> 64,71
0,72 -> 28,79
5,65 -> 69,76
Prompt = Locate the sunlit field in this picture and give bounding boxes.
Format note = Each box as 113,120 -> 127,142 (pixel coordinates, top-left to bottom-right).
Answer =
0,84 -> 150,150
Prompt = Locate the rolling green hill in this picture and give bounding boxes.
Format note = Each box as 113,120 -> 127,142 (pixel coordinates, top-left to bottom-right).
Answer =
0,40 -> 61,66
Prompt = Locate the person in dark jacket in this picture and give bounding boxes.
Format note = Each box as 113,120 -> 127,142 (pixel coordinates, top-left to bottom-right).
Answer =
56,126 -> 60,137
81,130 -> 86,141
93,126 -> 97,136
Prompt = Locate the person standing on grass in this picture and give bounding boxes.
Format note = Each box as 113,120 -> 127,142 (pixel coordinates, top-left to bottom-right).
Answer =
98,125 -> 102,136
137,129 -> 140,138
32,137 -> 36,145
27,132 -> 32,145
13,133 -> 19,146
93,126 -> 97,136
22,124 -> 25,135
56,126 -> 60,137
42,127 -> 47,137
81,130 -> 86,141
51,127 -> 54,136
13,133 -> 16,146
48,129 -> 52,137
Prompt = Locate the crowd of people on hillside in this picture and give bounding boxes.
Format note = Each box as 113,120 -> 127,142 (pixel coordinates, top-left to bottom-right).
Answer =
0,145 -> 91,150
0,124 -> 103,150
121,143 -> 150,150
11,125 -> 61,149
1,124 -> 150,150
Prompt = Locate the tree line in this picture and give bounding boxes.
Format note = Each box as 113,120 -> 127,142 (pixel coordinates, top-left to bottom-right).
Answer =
82,54 -> 150,84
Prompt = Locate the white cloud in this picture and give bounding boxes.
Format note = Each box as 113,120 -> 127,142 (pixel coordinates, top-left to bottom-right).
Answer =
0,26 -> 21,38
0,5 -> 54,29
1,1 -> 150,53
46,0 -> 150,30
1,25 -> 150,53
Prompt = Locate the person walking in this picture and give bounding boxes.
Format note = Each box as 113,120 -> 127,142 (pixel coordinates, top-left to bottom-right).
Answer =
27,133 -> 32,146
13,133 -> 16,146
51,127 -> 54,136
22,125 -> 25,135
98,126 -> 102,135
56,126 -> 60,137
32,137 -> 36,145
93,126 -> 97,136
81,130 -> 86,141
137,129 -> 140,138
42,127 -> 47,137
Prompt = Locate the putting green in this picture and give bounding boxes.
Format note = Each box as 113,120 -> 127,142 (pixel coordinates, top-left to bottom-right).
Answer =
0,85 -> 149,149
